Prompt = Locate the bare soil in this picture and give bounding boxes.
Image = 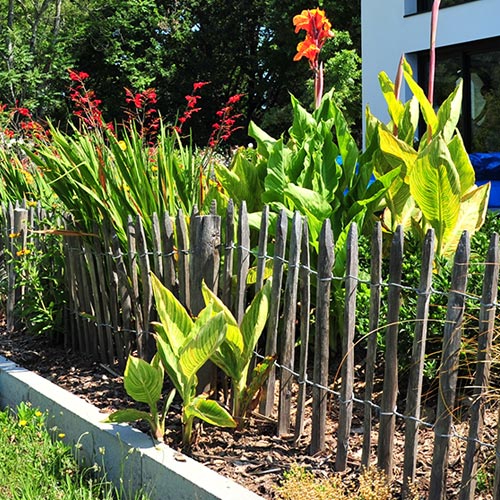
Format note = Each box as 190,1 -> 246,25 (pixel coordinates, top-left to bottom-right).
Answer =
0,323 -> 497,499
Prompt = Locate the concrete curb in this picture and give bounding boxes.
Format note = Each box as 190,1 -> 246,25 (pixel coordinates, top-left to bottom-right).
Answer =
0,355 -> 264,500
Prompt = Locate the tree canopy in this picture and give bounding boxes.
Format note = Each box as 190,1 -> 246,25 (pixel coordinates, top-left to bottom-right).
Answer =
0,0 -> 361,142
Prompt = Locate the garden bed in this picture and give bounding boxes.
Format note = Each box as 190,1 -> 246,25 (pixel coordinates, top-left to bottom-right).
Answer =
0,325 -> 263,500
0,323 -> 497,499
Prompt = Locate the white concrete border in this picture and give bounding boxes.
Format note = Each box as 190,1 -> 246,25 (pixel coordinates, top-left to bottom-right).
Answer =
0,355 -> 264,500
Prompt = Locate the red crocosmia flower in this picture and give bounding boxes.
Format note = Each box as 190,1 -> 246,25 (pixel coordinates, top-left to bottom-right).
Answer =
68,69 -> 90,82
192,81 -> 210,91
227,94 -> 244,104
16,107 -> 31,117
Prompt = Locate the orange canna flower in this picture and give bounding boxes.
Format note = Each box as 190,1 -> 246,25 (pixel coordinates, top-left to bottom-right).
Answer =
293,8 -> 334,109
293,8 -> 334,47
293,36 -> 321,63
293,8 -> 334,69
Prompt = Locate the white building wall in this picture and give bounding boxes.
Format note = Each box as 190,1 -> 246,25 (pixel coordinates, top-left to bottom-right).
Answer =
362,0 -> 500,130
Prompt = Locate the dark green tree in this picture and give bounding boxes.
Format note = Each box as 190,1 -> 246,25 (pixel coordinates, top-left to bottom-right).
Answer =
0,0 -> 362,142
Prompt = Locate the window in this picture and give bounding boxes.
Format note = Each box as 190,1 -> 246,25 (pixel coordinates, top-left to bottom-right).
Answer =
417,0 -> 478,13
417,37 -> 500,180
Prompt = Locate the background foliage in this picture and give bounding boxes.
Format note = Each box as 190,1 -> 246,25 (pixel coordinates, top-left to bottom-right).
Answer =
0,0 -> 361,143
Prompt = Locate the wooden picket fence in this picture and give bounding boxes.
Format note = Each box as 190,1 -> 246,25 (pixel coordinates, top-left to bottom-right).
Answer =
2,199 -> 500,499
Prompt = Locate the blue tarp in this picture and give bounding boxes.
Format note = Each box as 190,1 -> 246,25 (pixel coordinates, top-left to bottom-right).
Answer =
469,152 -> 500,208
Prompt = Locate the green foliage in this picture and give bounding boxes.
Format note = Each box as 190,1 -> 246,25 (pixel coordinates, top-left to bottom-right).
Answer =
150,273 -> 236,448
5,219 -> 66,336
0,0 -> 362,142
202,280 -> 273,424
105,355 -> 175,440
107,273 -> 237,447
371,61 -> 490,258
218,89 -> 395,273
26,122 -> 201,243
0,402 -> 148,499
0,0 -> 83,115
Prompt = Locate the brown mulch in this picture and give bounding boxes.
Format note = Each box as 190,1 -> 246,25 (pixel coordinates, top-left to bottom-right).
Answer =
0,323 -> 497,499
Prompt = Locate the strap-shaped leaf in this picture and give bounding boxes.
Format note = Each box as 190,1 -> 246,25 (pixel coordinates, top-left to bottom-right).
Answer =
150,272 -> 192,355
241,280 -> 271,363
187,396 -> 236,428
123,355 -> 163,408
179,312 -> 227,381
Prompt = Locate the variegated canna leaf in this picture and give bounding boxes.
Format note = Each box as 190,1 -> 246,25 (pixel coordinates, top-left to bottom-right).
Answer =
123,355 -> 163,409
150,272 -> 193,355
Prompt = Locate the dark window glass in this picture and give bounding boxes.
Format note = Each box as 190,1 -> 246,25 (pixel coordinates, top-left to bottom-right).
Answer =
417,38 -> 500,153
417,38 -> 500,191
470,51 -> 500,153
417,0 -> 477,13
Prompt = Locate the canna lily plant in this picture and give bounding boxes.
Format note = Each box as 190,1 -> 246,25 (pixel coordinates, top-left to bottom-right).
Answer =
367,0 -> 489,258
104,354 -> 175,440
149,273 -> 236,449
202,280 -> 274,426
216,8 -> 396,274
105,273 -> 236,448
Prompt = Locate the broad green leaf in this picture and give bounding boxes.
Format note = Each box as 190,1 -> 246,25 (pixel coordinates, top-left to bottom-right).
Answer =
179,312 -> 227,381
447,133 -> 475,195
398,97 -> 420,145
436,79 -> 463,142
334,100 -> 359,187
248,120 -> 276,158
404,69 -> 438,134
187,397 -> 236,428
440,183 -> 490,256
378,71 -> 405,126
123,356 -> 163,408
262,139 -> 291,204
238,356 -> 276,418
210,341 -> 241,382
409,136 -> 461,255
214,151 -> 263,212
246,260 -> 274,285
290,94 -> 316,143
201,283 -> 244,354
283,183 -> 333,222
378,128 -> 418,175
151,273 -> 193,355
201,282 -> 238,327
240,280 -> 271,362
104,409 -> 153,425
155,335 -> 185,396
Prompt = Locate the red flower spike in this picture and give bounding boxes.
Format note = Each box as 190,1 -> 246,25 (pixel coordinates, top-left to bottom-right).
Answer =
192,81 -> 210,91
